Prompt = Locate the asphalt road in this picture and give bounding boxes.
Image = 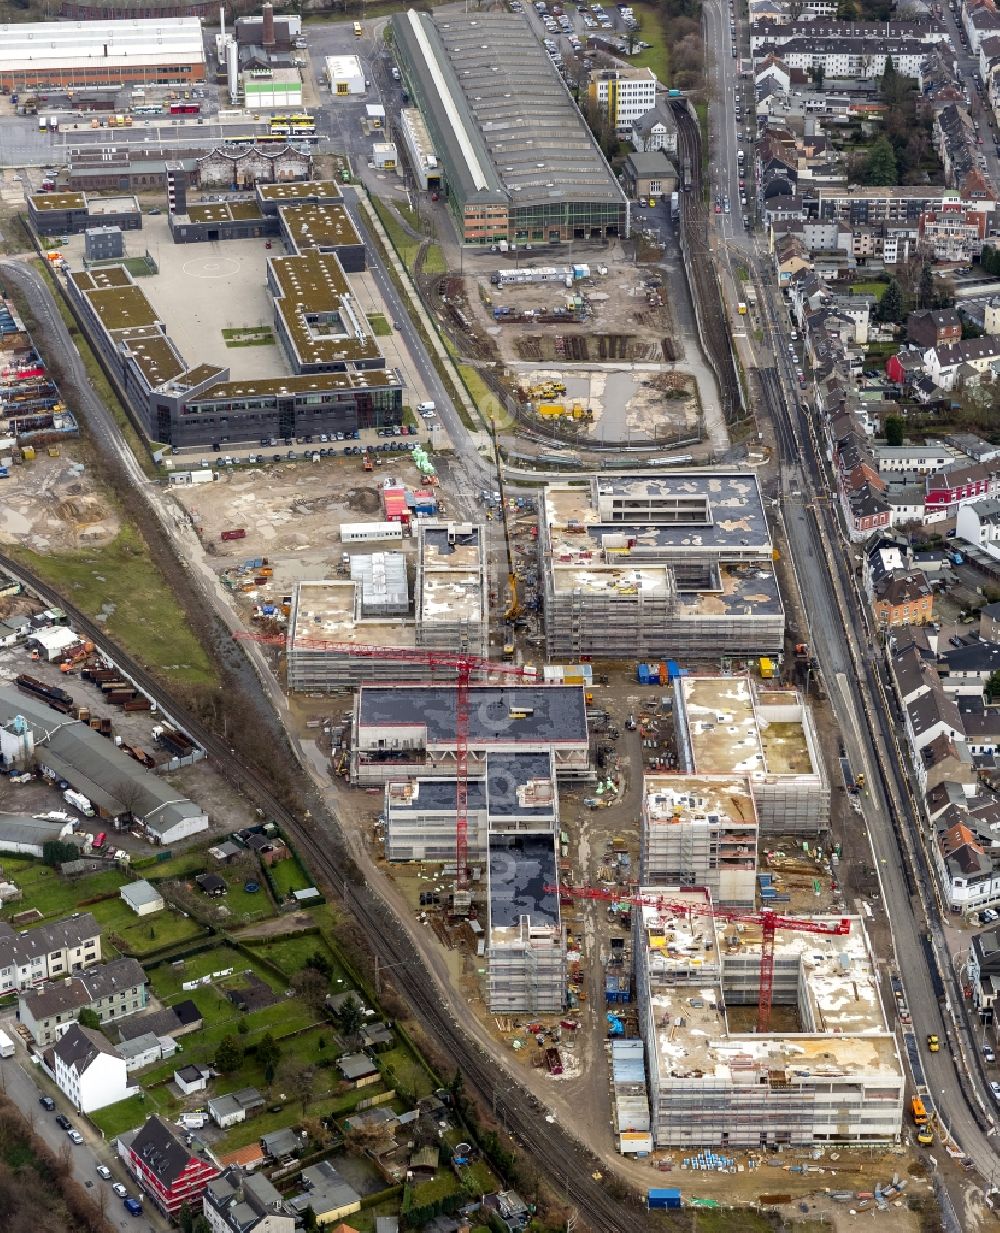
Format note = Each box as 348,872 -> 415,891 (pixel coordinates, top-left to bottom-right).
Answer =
0,1051 -> 159,1232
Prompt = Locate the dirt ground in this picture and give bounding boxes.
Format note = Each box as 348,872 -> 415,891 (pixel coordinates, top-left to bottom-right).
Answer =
0,452 -> 119,550
169,453 -> 440,613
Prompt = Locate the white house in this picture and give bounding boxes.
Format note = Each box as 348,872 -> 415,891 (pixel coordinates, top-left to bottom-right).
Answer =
208,1088 -> 264,1128
175,1064 -> 210,1095
956,497 -> 1000,557
120,880 -> 165,917
118,1031 -> 168,1073
51,1022 -> 133,1113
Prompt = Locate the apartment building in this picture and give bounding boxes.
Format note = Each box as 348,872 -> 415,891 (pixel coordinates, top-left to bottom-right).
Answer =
635,889 -> 904,1147
121,1115 -> 220,1217
674,675 -> 830,836
203,1168 -> 293,1233
19,956 -> 148,1045
639,774 -> 758,907
539,472 -> 784,661
51,1021 -> 133,1113
0,913 -> 101,995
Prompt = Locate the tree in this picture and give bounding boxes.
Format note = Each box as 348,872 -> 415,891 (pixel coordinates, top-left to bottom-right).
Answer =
335,993 -> 364,1040
877,278 -> 904,325
77,1008 -> 101,1031
862,135 -> 898,186
962,316 -> 984,339
918,262 -> 935,310
884,416 -> 905,447
300,1206 -> 319,1233
879,55 -> 899,99
256,1032 -> 282,1084
214,1034 -> 244,1073
307,950 -> 332,979
279,1058 -> 316,1113
987,670 -> 1000,703
292,966 -> 328,1014
42,839 -> 78,867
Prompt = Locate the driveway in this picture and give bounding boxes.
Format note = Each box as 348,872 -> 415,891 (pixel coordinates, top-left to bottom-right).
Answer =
0,1050 -> 165,1233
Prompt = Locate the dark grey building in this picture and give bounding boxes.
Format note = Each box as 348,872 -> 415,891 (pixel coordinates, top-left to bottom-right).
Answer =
84,226 -> 124,262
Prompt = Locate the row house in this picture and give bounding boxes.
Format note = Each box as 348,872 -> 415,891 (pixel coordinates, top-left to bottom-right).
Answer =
834,430 -> 891,540
757,37 -> 928,80
964,0 -> 1000,55
0,914 -> 101,995
851,222 -> 918,267
923,338 -> 1000,390
18,956 -> 148,1046
934,820 -> 1000,911
872,570 -> 934,629
924,459 -> 1000,518
750,18 -> 949,55
906,309 -> 962,349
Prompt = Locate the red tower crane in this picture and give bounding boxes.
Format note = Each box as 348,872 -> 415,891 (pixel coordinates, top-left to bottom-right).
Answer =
550,884 -> 851,1033
235,632 -> 537,889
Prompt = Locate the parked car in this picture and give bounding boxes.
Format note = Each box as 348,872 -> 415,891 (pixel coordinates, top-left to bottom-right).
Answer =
55,1114 -> 72,1131
68,1129 -> 84,1144
124,1196 -> 143,1216
985,1045 -> 996,1063
39,1096 -> 55,1111
112,1183 -> 128,1198
96,1165 -> 111,1179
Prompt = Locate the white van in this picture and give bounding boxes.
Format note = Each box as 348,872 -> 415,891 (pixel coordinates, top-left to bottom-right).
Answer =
416,401 -> 436,413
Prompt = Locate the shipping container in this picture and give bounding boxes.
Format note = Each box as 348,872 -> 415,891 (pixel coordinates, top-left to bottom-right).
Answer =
648,1188 -> 681,1210
220,528 -> 247,541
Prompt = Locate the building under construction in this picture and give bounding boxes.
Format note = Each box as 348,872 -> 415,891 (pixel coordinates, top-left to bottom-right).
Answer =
487,832 -> 565,1014
640,774 -> 758,908
285,522 -> 487,691
383,750 -> 558,863
539,472 -> 784,661
352,683 -> 590,786
635,889 -> 905,1147
675,675 -> 829,837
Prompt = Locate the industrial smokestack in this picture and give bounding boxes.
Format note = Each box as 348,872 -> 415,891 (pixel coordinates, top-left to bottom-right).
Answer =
262,2 -> 275,48
226,36 -> 239,105
219,5 -> 226,43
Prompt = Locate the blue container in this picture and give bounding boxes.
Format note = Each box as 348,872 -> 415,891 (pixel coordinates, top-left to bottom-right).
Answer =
648,1188 -> 682,1209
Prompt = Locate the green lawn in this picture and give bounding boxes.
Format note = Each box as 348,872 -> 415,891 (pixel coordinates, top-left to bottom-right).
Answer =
269,854 -> 312,899
375,1045 -> 435,1100
218,879 -> 275,924
89,1086 -> 180,1141
132,849 -> 207,880
457,364 -> 492,424
422,244 -> 446,276
12,524 -> 217,689
849,281 -> 889,300
628,2 -> 670,84
368,313 -> 392,336
244,931 -> 345,983
0,860 -> 128,921
110,906 -> 206,957
217,1080 -> 379,1151
372,198 -> 420,271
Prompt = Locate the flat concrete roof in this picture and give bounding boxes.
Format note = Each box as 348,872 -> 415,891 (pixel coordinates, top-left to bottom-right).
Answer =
289,578 -> 416,649
418,522 -> 484,627
679,676 -> 820,781
489,831 -> 560,930
388,751 -> 556,819
637,889 -> 899,1080
544,471 -> 772,559
643,773 -> 757,829
257,179 -> 342,202
358,683 -> 588,745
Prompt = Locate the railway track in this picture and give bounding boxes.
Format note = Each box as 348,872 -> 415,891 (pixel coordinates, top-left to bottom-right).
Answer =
671,102 -> 744,427
0,550 -> 651,1233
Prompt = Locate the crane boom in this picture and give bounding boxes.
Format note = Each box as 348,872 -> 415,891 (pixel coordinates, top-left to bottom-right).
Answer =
551,883 -> 850,1033
490,418 -> 522,624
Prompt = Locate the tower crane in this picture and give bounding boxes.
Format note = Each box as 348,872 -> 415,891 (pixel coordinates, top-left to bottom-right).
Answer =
550,884 -> 851,1034
235,632 -> 537,890
490,417 -> 522,626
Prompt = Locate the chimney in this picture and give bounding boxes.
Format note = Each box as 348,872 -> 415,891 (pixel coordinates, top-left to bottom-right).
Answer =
219,5 -> 226,43
262,2 -> 275,48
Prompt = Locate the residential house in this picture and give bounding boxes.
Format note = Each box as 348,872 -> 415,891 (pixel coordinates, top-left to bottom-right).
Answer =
208,1087 -> 265,1128
203,1167 -> 294,1233
919,203 -> 988,262
919,732 -> 978,796
19,956 -> 148,1045
118,1032 -> 171,1072
968,925 -> 1000,1017
114,999 -> 202,1044
934,820 -> 1000,911
286,1161 -> 361,1226
906,309 -> 963,350
121,1114 -> 220,1217
925,339 -> 1000,391
905,685 -> 966,757
872,570 -> 934,628
260,1128 -> 301,1161
50,1021 -> 133,1113
956,497 -> 1000,556
621,151 -> 677,200
0,912 -> 101,995
939,638 -> 1000,696
630,103 -> 679,156
925,460 -> 999,519
120,880 -> 164,916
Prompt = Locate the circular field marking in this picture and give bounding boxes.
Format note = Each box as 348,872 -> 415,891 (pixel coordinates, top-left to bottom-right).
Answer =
182,256 -> 241,278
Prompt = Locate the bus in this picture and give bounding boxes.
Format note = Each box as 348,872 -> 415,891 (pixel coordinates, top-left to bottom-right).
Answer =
353,19 -> 363,35
270,113 -> 314,135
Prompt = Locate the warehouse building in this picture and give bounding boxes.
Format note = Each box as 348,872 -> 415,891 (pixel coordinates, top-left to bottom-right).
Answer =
0,688 -> 207,842
539,472 -> 784,660
63,180 -> 401,448
285,521 -> 487,691
0,813 -> 82,860
0,18 -> 207,91
635,889 -> 904,1147
352,684 -> 590,785
385,750 -> 558,862
28,192 -> 141,237
674,675 -> 829,837
487,832 -> 565,1013
640,774 -> 758,908
390,10 -> 627,245
325,54 -> 365,95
